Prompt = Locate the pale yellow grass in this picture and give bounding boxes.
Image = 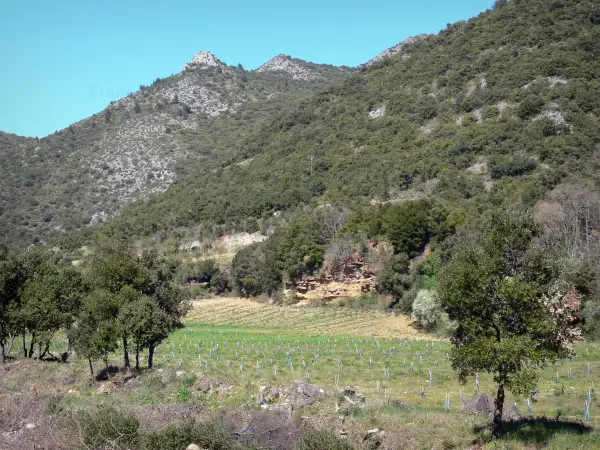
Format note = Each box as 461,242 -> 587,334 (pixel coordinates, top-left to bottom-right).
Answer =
187,298 -> 429,338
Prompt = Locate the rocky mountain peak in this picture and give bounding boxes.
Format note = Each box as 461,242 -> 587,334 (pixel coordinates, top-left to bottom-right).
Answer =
185,51 -> 224,69
366,34 -> 428,66
256,54 -> 319,80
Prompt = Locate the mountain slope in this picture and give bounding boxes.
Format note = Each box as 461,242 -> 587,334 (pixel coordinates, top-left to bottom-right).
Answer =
0,53 -> 349,246
108,0 -> 600,239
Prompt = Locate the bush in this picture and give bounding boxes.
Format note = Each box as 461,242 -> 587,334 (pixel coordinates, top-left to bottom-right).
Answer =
338,293 -> 392,311
411,289 -> 443,331
296,428 -> 356,450
517,95 -> 545,120
142,421 -> 235,450
75,406 -> 140,449
490,157 -> 537,179
210,272 -> 231,294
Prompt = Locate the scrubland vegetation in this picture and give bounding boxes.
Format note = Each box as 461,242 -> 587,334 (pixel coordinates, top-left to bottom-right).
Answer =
3,0 -> 600,448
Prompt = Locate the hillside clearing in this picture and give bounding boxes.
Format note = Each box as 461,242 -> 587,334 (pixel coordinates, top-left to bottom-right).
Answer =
187,298 -> 423,338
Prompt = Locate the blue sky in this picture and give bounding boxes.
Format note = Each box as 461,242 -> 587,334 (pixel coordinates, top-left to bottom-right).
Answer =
0,0 -> 492,138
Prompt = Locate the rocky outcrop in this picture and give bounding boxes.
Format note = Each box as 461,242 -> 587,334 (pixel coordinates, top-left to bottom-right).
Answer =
185,51 -> 225,69
284,254 -> 376,303
257,55 -> 320,80
366,35 -> 428,66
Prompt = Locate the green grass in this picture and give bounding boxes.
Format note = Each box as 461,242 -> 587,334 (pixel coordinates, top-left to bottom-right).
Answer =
5,317 -> 600,449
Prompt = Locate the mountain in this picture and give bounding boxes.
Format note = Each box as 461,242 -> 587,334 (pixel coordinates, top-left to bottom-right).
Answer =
105,0 -> 600,241
365,35 -> 428,66
0,52 -> 350,246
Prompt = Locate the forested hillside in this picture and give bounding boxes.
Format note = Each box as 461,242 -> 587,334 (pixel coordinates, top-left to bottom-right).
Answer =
109,0 -> 600,239
0,54 -> 349,246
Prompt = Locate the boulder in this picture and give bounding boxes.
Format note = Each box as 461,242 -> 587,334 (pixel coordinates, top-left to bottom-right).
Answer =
462,393 -> 495,415
186,445 -> 202,450
503,403 -> 523,422
287,382 -> 321,408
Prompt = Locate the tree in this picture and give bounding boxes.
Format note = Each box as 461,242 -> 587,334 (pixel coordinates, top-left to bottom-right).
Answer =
119,297 -> 172,369
232,243 -> 282,297
411,289 -> 442,331
88,239 -> 152,369
438,210 -> 583,436
69,290 -> 120,375
0,246 -> 25,363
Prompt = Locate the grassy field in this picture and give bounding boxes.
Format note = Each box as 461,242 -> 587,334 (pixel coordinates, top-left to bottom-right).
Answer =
3,298 -> 600,449
159,299 -> 600,448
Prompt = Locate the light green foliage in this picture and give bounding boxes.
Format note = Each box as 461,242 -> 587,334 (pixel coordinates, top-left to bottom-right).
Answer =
411,290 -> 442,332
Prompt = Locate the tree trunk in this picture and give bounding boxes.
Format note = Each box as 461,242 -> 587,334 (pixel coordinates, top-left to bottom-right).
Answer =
7,335 -> 15,355
0,339 -> 6,364
88,358 -> 94,376
28,333 -> 35,358
135,349 -> 140,371
22,334 -> 27,357
123,335 -> 130,369
148,345 -> 155,370
40,342 -> 50,360
493,383 -> 505,437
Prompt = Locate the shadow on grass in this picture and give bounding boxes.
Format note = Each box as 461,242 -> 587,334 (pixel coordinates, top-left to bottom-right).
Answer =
474,417 -> 594,446
95,365 -> 122,381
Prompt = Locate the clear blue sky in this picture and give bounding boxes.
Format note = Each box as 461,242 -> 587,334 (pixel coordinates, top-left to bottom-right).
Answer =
0,0 -> 492,138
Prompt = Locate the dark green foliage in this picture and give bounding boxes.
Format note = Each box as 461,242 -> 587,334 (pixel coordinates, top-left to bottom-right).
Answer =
194,259 -> 220,283
0,245 -> 25,362
382,201 -> 448,256
490,156 -> 537,179
232,243 -> 281,297
517,95 -> 545,120
438,209 -> 583,435
270,214 -> 326,280
376,253 -> 411,298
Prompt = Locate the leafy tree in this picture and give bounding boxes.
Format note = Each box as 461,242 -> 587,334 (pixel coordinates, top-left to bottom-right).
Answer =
119,296 -> 172,369
438,210 -> 583,436
232,243 -> 281,297
69,290 -> 120,375
411,289 -> 443,331
382,201 -> 449,257
0,246 -> 25,363
20,264 -> 71,358
270,214 -> 326,280
87,239 -> 152,368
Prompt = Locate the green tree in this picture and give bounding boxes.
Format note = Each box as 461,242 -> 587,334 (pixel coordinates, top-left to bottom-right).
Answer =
438,210 -> 583,436
119,296 -> 172,369
0,246 -> 25,363
88,239 -> 152,369
232,242 -> 282,297
69,290 -> 120,375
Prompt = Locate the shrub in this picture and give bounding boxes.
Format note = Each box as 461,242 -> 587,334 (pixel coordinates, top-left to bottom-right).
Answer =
75,406 -> 140,449
411,289 -> 442,331
517,95 -> 544,120
142,421 -> 235,450
296,428 -> 356,450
